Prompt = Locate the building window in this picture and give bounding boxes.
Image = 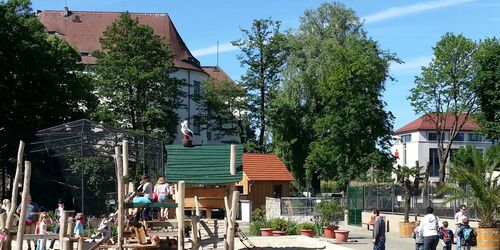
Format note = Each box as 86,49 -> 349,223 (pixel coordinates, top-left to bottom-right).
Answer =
429,148 -> 440,177
194,81 -> 201,96
468,133 -> 483,141
193,116 -> 201,135
403,147 -> 407,166
454,133 -> 464,141
401,134 -> 412,143
273,184 -> 283,198
428,132 -> 437,141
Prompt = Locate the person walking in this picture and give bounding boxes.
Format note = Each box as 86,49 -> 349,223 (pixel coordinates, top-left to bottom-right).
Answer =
413,220 -> 424,250
440,221 -> 454,250
457,218 -> 476,250
36,212 -> 53,250
73,213 -> 85,239
419,206 -> 441,250
454,204 -> 468,250
154,177 -> 170,220
49,199 -> 64,249
372,209 -> 386,250
16,195 -> 40,250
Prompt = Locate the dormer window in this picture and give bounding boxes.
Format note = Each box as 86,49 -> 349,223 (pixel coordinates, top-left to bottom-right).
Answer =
47,31 -> 59,35
80,52 -> 90,57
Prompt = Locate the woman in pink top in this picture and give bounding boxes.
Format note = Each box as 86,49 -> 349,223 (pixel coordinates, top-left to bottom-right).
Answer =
154,177 -> 170,220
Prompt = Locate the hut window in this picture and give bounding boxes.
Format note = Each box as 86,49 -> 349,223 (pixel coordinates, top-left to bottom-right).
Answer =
273,184 -> 283,198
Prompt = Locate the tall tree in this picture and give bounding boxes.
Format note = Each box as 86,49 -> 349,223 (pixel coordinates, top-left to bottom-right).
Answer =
0,0 -> 96,192
93,13 -> 182,142
408,33 -> 478,185
270,3 -> 395,192
232,19 -> 287,150
198,78 -> 251,143
473,38 -> 500,140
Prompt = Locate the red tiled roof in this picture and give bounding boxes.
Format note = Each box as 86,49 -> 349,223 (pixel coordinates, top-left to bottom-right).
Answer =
395,113 -> 479,135
38,10 -> 206,73
202,66 -> 234,82
243,153 -> 294,181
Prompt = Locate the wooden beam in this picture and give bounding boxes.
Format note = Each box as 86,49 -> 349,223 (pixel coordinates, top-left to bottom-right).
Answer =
227,191 -> 239,250
15,161 -> 31,250
59,211 -> 69,250
176,181 -> 185,250
122,140 -> 129,196
115,146 -> 124,249
230,144 -> 236,175
191,215 -> 199,250
6,141 -> 25,231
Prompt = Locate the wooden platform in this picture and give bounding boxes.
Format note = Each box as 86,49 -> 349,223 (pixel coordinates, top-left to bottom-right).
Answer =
125,202 -> 178,209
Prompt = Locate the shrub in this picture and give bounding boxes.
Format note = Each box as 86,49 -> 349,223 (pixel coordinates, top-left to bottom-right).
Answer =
299,222 -> 315,231
315,200 -> 345,226
312,220 -> 324,236
252,205 -> 266,221
249,220 -> 270,236
270,217 -> 288,231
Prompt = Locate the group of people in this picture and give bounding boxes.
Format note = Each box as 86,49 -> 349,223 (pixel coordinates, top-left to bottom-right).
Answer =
413,205 -> 476,250
0,195 -> 85,250
371,204 -> 477,250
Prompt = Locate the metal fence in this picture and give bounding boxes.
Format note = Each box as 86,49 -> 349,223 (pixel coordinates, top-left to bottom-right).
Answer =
279,197 -> 346,222
360,184 -> 477,219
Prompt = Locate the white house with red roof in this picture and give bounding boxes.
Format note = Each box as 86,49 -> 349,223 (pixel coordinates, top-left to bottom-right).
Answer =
392,114 -> 493,180
37,8 -> 237,145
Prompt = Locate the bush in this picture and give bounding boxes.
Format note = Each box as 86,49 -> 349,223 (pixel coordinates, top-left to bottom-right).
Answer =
249,220 -> 270,236
270,217 -> 288,231
252,205 -> 266,221
316,200 -> 345,226
312,220 -> 324,236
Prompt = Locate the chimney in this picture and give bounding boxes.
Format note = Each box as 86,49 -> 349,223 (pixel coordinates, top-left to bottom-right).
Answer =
64,7 -> 69,17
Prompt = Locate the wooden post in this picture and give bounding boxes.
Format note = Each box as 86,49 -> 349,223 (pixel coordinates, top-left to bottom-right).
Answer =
191,215 -> 199,250
62,237 -> 72,250
227,191 -> 239,250
213,220 -> 218,249
0,212 -> 6,229
15,161 -> 31,250
122,140 -> 129,196
115,146 -> 124,249
67,220 -> 74,237
6,141 -> 25,230
194,196 -> 200,216
59,211 -> 69,250
229,144 -> 236,175
77,237 -> 84,250
176,181 -> 185,250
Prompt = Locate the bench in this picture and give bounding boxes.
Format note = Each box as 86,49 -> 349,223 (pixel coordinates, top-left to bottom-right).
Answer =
362,216 -> 389,232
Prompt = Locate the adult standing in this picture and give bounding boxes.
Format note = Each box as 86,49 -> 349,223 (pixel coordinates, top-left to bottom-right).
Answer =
419,207 -> 441,250
16,195 -> 39,250
454,204 -> 468,250
49,199 -> 64,249
141,175 -> 153,200
372,209 -> 386,250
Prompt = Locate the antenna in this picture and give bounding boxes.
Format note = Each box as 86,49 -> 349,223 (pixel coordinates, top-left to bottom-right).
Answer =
216,41 -> 219,68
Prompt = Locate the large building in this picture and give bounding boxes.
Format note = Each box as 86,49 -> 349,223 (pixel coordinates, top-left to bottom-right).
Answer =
38,8 -> 238,144
392,114 -> 493,181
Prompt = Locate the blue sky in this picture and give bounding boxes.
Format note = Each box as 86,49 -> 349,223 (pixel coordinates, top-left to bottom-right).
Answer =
32,0 -> 500,130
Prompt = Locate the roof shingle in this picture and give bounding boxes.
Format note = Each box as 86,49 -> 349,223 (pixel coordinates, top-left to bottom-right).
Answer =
395,113 -> 479,135
243,153 -> 293,181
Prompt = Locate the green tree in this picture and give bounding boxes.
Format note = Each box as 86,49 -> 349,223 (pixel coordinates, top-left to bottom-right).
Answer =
232,18 -> 287,150
93,13 -> 182,142
198,78 -> 251,143
270,3 -> 395,191
473,38 -> 500,140
0,0 -> 96,184
408,33 -> 478,185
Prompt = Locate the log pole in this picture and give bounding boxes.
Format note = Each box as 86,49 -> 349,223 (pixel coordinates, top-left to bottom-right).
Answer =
176,181 -> 185,250
6,141 -> 25,230
115,146 -> 124,249
15,161 -> 31,250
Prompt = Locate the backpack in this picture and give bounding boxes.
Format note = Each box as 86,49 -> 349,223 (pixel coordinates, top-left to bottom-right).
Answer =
461,227 -> 477,246
440,228 -> 452,244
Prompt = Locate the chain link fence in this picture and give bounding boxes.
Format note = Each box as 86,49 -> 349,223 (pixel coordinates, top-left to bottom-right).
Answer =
278,197 -> 346,222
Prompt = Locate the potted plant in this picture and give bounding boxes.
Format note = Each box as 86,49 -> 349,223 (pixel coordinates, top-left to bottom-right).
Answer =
270,218 -> 289,236
393,162 -> 420,238
439,145 -> 500,249
299,222 -> 315,237
316,200 -> 345,239
250,220 -> 272,236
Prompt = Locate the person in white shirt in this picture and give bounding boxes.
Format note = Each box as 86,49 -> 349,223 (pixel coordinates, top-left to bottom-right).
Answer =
49,199 -> 64,249
418,207 -> 442,250
454,204 -> 468,250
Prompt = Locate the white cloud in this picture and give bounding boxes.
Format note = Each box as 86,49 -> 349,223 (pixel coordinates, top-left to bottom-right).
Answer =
363,0 -> 475,24
391,56 -> 433,72
191,42 -> 238,57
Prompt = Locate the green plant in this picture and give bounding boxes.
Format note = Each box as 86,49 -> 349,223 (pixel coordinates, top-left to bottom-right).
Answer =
299,222 -> 315,231
249,220 -> 270,236
439,145 -> 500,228
315,200 -> 345,226
393,163 -> 420,222
252,205 -> 266,221
286,222 -> 298,235
269,217 -> 288,231
313,220 -> 324,236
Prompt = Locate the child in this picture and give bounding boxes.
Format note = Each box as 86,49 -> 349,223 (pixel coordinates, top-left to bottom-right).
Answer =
412,220 -> 424,250
0,228 -> 9,249
73,213 -> 85,239
440,221 -> 454,250
36,212 -> 52,250
457,218 -> 476,250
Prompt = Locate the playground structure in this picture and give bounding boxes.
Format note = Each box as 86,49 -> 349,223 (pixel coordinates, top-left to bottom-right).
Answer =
1,140 -> 241,250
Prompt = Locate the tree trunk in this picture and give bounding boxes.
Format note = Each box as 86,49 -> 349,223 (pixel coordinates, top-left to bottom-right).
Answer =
259,84 -> 265,147
404,181 -> 411,222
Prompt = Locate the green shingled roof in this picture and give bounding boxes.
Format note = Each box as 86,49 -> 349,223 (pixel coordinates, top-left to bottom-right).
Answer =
165,144 -> 243,184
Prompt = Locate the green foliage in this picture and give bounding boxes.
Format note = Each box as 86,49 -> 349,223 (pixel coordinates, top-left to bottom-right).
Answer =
92,12 -> 182,143
440,145 -> 500,228
249,220 -> 270,236
270,3 -> 395,191
0,0 -> 96,175
473,37 -> 500,140
312,220 -> 324,236
233,18 -> 288,148
299,222 -> 315,231
315,201 -> 345,226
198,77 -> 251,143
251,205 -> 266,221
286,222 -> 298,235
269,217 -> 293,232
408,33 -> 478,184
68,155 -> 115,215
393,165 -> 420,222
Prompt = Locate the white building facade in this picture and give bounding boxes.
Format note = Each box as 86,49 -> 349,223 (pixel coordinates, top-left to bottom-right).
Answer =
392,115 -> 493,181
